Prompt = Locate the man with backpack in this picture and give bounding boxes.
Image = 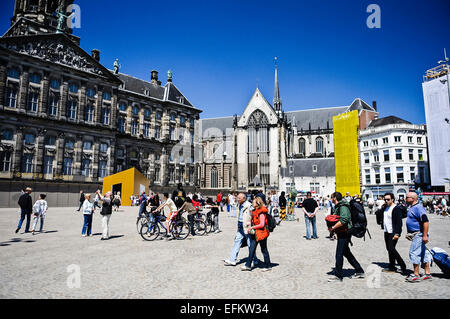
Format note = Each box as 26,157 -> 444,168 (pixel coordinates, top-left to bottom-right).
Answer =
327,192 -> 365,282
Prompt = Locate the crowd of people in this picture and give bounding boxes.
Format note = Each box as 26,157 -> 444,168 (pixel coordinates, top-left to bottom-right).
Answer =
14,186 -> 442,282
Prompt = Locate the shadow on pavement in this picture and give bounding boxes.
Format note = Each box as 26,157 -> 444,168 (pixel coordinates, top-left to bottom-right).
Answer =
0,237 -> 36,246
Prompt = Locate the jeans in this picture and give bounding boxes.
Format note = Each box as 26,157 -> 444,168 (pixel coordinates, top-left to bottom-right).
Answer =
229,204 -> 236,217
304,215 -> 317,239
102,214 -> 111,239
17,209 -> 31,232
229,222 -> 257,263
77,201 -> 83,211
245,235 -> 271,268
188,214 -> 196,235
335,233 -> 364,279
82,214 -> 93,235
409,232 -> 432,265
384,232 -> 406,270
32,214 -> 45,232
213,213 -> 219,231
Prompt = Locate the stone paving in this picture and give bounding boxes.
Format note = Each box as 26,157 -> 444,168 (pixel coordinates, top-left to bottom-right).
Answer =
0,205 -> 449,299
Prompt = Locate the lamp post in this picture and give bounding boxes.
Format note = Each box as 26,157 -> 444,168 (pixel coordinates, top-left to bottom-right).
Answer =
222,151 -> 227,189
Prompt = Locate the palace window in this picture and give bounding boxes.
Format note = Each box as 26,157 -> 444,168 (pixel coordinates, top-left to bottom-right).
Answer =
68,83 -> 79,94
132,105 -> 139,116
83,141 -> 92,150
85,104 -> 94,123
50,79 -> 60,90
81,159 -> 91,177
22,153 -> 33,173
43,156 -> 53,174
143,123 -> 150,138
102,108 -> 110,125
6,87 -> 18,108
67,100 -> 77,119
119,103 -> 127,112
65,140 -> 75,149
1,129 -> 14,140
7,68 -> 20,79
48,94 -> 58,116
131,120 -> 138,135
44,136 -> 56,146
86,88 -> 96,98
99,160 -> 107,178
29,73 -> 41,84
0,151 -> 11,172
63,157 -> 73,175
100,143 -> 108,153
24,133 -> 35,144
28,91 -> 39,112
103,91 -> 111,101
118,117 -> 125,134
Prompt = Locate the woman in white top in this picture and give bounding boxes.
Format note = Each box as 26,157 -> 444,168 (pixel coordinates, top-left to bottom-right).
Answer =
81,194 -> 94,237
31,194 -> 48,235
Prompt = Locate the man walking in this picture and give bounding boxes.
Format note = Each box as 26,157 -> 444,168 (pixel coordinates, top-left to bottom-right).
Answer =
328,192 -> 365,282
224,193 -> 259,266
16,187 -> 33,233
405,192 -> 432,282
378,193 -> 407,275
76,190 -> 85,211
302,192 -> 319,240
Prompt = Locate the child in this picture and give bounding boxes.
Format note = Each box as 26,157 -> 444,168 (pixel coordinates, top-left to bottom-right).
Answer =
32,194 -> 48,235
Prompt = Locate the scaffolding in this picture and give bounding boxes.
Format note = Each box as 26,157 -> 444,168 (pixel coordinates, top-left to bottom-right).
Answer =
423,64 -> 449,81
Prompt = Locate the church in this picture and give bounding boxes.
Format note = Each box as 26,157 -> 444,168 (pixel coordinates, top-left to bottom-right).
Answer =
199,64 -> 379,197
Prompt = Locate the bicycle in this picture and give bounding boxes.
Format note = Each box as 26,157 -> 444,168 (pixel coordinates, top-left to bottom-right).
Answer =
140,211 -> 190,241
136,205 -> 157,233
190,211 -> 207,236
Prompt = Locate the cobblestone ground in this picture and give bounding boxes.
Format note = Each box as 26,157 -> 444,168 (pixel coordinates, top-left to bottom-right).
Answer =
0,206 -> 449,299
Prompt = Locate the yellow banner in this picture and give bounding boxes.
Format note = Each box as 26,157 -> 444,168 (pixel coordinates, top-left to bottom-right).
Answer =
333,110 -> 360,196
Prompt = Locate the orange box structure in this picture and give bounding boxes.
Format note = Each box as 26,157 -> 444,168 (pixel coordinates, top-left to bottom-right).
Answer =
102,168 -> 149,206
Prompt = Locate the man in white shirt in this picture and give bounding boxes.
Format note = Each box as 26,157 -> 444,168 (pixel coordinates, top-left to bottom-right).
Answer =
367,197 -> 375,214
228,193 -> 236,217
155,193 -> 178,239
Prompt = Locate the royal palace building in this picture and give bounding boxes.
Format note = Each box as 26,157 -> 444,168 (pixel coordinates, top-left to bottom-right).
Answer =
0,0 -> 202,207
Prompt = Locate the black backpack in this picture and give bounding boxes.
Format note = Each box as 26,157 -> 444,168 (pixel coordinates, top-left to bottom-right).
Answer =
265,212 -> 276,232
348,199 -> 371,239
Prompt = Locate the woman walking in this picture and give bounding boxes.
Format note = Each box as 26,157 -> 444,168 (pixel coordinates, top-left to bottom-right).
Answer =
241,197 -> 272,272
81,194 -> 94,237
97,191 -> 113,240
31,194 -> 48,235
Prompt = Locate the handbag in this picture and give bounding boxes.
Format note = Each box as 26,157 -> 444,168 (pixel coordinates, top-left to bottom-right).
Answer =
405,232 -> 419,241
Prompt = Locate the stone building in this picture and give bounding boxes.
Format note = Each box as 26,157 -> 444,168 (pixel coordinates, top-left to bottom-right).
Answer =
359,116 -> 430,199
199,65 -> 379,196
0,0 -> 201,207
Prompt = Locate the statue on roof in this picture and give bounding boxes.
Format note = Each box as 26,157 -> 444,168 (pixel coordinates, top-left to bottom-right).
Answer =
113,59 -> 121,74
56,4 -> 69,34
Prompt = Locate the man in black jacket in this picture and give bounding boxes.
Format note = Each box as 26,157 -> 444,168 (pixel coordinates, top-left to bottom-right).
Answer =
16,187 -> 33,233
377,193 -> 407,275
76,190 -> 85,212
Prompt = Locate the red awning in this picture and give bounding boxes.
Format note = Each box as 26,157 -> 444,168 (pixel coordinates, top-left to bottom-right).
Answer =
422,192 -> 450,196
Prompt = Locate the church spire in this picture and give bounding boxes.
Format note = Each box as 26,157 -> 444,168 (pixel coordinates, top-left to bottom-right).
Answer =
273,57 -> 282,114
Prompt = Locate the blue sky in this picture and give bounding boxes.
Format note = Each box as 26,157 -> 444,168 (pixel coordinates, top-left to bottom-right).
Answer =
1,0 -> 449,124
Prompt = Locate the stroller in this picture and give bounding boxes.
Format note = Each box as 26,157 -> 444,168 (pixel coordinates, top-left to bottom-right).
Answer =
427,247 -> 450,277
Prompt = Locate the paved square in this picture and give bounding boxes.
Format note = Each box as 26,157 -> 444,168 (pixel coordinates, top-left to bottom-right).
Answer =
0,206 -> 449,299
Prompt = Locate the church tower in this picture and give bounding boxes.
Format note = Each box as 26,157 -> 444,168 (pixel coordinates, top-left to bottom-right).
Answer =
273,57 -> 282,117
8,0 -> 76,39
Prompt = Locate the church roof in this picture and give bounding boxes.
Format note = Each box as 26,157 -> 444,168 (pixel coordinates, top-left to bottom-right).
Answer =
368,116 -> 411,127
285,106 -> 348,131
283,158 -> 335,177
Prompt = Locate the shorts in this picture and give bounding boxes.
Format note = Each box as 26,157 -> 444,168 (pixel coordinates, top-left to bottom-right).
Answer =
168,212 -> 177,221
409,233 -> 432,265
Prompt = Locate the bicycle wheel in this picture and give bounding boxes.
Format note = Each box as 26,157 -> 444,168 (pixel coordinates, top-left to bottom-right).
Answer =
140,222 -> 160,241
193,219 -> 207,236
205,220 -> 213,233
172,221 -> 190,240
137,216 -> 147,233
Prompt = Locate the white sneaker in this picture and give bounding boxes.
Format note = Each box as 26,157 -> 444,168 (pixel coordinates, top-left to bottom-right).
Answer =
223,259 -> 236,266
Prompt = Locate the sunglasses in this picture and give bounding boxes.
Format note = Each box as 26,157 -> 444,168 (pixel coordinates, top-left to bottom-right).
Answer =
384,198 -> 392,201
